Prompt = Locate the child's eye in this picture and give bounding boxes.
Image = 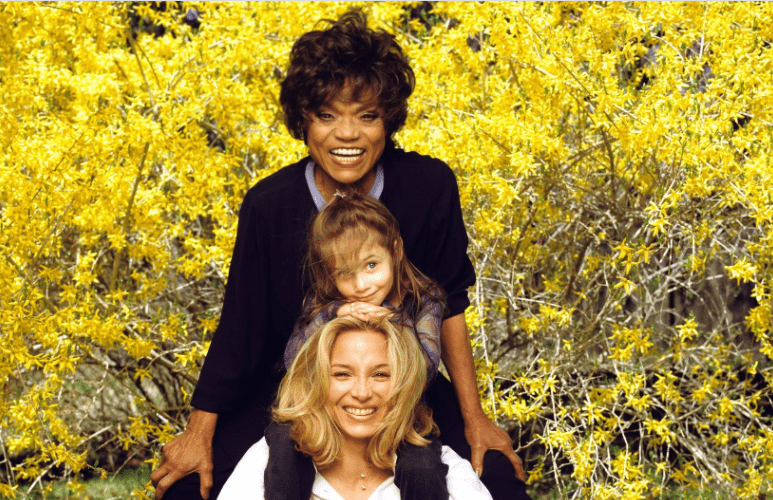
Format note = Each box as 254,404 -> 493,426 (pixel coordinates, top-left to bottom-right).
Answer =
366,261 -> 378,270
333,371 -> 351,378
374,371 -> 391,379
334,267 -> 353,280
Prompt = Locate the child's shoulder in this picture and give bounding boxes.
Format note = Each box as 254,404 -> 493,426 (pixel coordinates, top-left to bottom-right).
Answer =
401,290 -> 443,313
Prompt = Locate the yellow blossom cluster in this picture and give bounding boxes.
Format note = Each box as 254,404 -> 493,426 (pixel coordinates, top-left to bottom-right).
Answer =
2,2 -> 773,499
445,2 -> 773,498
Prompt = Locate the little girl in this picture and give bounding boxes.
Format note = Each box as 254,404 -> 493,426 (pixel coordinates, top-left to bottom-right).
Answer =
263,191 -> 450,500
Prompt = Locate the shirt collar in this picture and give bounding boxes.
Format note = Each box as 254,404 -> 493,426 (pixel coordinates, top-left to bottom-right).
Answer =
305,160 -> 385,211
311,459 -> 398,500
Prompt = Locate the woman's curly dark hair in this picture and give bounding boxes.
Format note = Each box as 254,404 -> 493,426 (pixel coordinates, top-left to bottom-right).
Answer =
280,10 -> 415,141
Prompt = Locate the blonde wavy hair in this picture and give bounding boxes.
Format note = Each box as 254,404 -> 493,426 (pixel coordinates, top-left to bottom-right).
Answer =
272,316 -> 436,469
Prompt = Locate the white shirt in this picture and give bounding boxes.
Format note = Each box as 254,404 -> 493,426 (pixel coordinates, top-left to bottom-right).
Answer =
220,437 -> 493,500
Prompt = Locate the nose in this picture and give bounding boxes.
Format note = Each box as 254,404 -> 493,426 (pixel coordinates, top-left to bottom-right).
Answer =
350,375 -> 372,400
353,273 -> 368,293
335,117 -> 360,140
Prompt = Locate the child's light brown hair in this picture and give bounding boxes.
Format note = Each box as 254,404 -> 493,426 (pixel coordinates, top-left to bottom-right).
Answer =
301,192 -> 444,324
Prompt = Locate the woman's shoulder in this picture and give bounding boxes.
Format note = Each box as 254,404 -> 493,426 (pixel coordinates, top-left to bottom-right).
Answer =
440,446 -> 494,500
242,156 -> 311,207
382,147 -> 459,205
386,147 -> 454,177
439,444 -> 468,466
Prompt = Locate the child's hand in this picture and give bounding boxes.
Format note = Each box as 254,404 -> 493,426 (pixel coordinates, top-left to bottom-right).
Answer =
337,301 -> 392,321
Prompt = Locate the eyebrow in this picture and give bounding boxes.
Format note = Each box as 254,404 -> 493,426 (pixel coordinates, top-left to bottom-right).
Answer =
331,363 -> 391,370
321,100 -> 381,113
334,254 -> 381,274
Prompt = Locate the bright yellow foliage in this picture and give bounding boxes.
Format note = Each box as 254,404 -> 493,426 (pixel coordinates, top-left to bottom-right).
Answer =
2,2 -> 773,499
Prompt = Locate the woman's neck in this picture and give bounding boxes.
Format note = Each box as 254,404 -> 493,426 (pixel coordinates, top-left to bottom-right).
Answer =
314,165 -> 377,202
317,437 -> 392,499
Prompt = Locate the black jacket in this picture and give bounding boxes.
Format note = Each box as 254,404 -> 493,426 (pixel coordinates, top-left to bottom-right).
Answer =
191,146 -> 475,419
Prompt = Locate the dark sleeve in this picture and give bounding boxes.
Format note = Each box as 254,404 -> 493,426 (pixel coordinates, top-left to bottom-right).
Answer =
382,150 -> 475,319
426,162 -> 475,318
191,189 -> 269,413
283,301 -> 340,370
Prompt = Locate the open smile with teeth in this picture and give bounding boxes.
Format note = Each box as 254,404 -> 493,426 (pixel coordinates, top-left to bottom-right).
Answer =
345,407 -> 376,416
331,148 -> 365,163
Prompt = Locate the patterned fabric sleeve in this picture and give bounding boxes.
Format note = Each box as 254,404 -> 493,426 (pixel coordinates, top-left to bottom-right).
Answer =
401,296 -> 443,384
285,295 -> 442,382
283,300 -> 340,370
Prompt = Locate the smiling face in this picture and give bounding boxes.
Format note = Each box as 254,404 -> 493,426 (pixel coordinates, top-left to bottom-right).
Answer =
305,85 -> 387,197
331,235 -> 395,306
327,328 -> 392,443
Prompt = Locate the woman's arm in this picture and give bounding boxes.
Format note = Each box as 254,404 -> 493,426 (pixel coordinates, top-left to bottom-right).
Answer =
153,186 -> 271,497
191,187 -> 272,412
440,314 -> 525,481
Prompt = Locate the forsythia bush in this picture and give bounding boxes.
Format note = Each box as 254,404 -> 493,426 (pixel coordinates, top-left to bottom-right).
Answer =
1,2 -> 772,498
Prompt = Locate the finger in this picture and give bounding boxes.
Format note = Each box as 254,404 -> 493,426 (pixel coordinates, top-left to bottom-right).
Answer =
155,470 -> 183,500
367,309 -> 387,320
154,477 -> 168,499
507,450 -> 527,482
470,447 -> 484,477
199,467 -> 214,500
150,466 -> 167,487
338,307 -> 357,319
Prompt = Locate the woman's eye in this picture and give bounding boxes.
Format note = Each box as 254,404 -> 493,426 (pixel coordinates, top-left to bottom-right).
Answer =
374,372 -> 391,379
362,112 -> 380,121
333,371 -> 351,378
316,111 -> 334,120
366,261 -> 377,270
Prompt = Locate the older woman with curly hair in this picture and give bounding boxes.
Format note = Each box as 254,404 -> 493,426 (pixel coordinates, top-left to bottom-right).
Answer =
151,10 -> 528,500
219,317 -> 493,500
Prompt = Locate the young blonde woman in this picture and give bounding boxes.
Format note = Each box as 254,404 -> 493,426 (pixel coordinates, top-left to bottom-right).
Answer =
219,316 -> 493,500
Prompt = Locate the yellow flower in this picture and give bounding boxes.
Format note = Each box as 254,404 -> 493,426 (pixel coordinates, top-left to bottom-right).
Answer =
726,258 -> 756,284
614,277 -> 637,295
